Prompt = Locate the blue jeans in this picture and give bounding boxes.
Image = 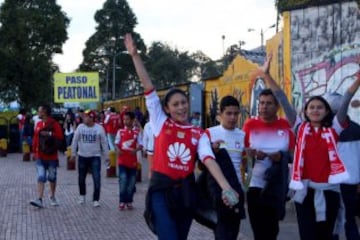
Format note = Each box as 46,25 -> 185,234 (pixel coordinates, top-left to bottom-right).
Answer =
118,165 -> 137,203
65,133 -> 73,147
151,190 -> 193,240
78,156 -> 101,201
107,134 -> 115,151
36,159 -> 58,183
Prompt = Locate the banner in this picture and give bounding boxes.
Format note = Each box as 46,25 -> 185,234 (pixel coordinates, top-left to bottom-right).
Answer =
54,72 -> 99,103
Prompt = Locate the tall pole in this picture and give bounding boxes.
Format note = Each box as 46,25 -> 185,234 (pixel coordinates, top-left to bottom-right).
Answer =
261,28 -> 264,51
112,54 -> 115,99
106,67 -> 109,101
222,35 -> 225,56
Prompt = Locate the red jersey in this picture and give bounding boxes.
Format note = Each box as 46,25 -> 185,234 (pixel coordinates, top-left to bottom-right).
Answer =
242,117 -> 295,188
298,117 -> 343,183
33,117 -> 64,160
104,113 -> 120,135
17,113 -> 26,130
115,127 -> 141,168
145,90 -> 214,180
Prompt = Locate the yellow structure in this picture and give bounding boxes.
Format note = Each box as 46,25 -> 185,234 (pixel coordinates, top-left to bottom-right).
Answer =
54,72 -> 100,103
107,150 -> 117,177
0,138 -> 7,157
66,147 -> 76,170
22,141 -> 30,161
204,54 -> 261,127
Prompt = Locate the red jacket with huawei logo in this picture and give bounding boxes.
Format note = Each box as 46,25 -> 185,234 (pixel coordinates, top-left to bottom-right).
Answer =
145,90 -> 214,180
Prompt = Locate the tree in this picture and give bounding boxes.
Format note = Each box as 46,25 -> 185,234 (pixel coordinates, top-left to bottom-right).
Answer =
0,0 -> 69,109
79,0 -> 146,100
145,41 -> 198,89
190,51 -> 221,80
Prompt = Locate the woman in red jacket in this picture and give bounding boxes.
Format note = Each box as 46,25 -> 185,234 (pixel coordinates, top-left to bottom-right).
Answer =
124,33 -> 238,240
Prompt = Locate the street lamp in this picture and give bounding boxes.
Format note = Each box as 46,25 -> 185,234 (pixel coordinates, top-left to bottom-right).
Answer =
248,24 -> 276,50
222,35 -> 225,56
111,51 -> 127,100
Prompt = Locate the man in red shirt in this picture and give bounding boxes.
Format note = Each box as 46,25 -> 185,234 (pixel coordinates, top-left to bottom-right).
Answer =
243,89 -> 295,240
17,108 -> 26,152
104,107 -> 120,150
30,104 -> 64,208
115,111 -> 142,210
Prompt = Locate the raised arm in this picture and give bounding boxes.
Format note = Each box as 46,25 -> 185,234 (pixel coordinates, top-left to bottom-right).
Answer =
336,70 -> 360,125
124,33 -> 154,92
260,53 -> 297,126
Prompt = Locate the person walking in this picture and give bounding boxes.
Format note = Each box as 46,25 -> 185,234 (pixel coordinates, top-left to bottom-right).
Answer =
70,110 -> 109,207
63,112 -> 76,148
243,88 -> 295,240
261,53 -> 360,240
325,93 -> 360,240
30,104 -> 63,208
104,107 -> 120,151
124,33 -> 238,240
115,111 -> 143,210
205,95 -> 246,240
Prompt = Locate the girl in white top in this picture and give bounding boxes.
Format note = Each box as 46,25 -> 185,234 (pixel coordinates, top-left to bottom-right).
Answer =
124,33 -> 238,240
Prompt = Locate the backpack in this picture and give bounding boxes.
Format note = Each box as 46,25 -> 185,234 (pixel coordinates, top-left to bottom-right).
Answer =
38,122 -> 59,155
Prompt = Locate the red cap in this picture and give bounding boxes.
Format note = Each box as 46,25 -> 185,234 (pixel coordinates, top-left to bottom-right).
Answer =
85,110 -> 96,119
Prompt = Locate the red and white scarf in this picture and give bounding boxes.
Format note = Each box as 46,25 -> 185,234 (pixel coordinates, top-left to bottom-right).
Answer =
290,122 -> 349,190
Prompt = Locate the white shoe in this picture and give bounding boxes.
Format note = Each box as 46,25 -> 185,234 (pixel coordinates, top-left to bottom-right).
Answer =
78,196 -> 85,204
49,196 -> 59,206
93,201 -> 100,207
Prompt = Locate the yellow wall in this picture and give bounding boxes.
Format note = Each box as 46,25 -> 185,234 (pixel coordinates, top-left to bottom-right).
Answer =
204,55 -> 260,127
103,84 -> 190,113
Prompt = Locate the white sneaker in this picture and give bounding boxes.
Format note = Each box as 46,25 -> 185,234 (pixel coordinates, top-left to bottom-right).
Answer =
49,196 -> 59,206
93,201 -> 100,207
78,196 -> 85,204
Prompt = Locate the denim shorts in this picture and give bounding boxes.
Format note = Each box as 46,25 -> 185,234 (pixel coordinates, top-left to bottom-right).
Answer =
35,159 -> 58,183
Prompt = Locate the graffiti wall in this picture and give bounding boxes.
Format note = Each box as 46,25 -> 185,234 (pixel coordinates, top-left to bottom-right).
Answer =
289,1 -> 360,122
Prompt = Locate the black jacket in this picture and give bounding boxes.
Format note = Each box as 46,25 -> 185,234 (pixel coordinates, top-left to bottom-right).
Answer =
144,171 -> 196,234
195,148 -> 245,229
260,151 -> 292,220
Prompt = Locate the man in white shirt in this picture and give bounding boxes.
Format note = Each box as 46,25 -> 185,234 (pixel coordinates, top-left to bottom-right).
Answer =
70,110 -> 109,207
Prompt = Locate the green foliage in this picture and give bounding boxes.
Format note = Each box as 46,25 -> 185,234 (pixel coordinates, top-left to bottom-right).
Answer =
145,42 -> 189,89
190,51 -> 222,80
79,0 -> 146,99
0,0 -> 69,109
145,42 -> 218,88
276,0 -> 355,12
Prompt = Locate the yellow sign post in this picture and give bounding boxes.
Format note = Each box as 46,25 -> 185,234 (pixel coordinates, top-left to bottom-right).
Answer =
54,72 -> 99,103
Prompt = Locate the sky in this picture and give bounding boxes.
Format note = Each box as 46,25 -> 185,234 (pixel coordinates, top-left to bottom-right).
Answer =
1,0 -> 279,73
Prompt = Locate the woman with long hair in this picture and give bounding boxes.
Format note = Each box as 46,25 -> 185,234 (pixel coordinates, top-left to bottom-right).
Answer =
260,54 -> 360,240
124,33 -> 238,240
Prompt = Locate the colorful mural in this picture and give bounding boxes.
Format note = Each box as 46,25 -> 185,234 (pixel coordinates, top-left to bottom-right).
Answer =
289,1 -> 360,122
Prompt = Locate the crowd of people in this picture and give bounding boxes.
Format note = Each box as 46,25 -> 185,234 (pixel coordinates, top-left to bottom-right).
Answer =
20,32 -> 360,240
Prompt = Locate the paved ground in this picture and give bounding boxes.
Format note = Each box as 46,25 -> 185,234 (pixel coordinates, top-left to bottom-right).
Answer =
0,153 -> 348,240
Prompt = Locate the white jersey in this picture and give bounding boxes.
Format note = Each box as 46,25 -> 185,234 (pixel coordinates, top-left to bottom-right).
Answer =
205,125 -> 245,184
